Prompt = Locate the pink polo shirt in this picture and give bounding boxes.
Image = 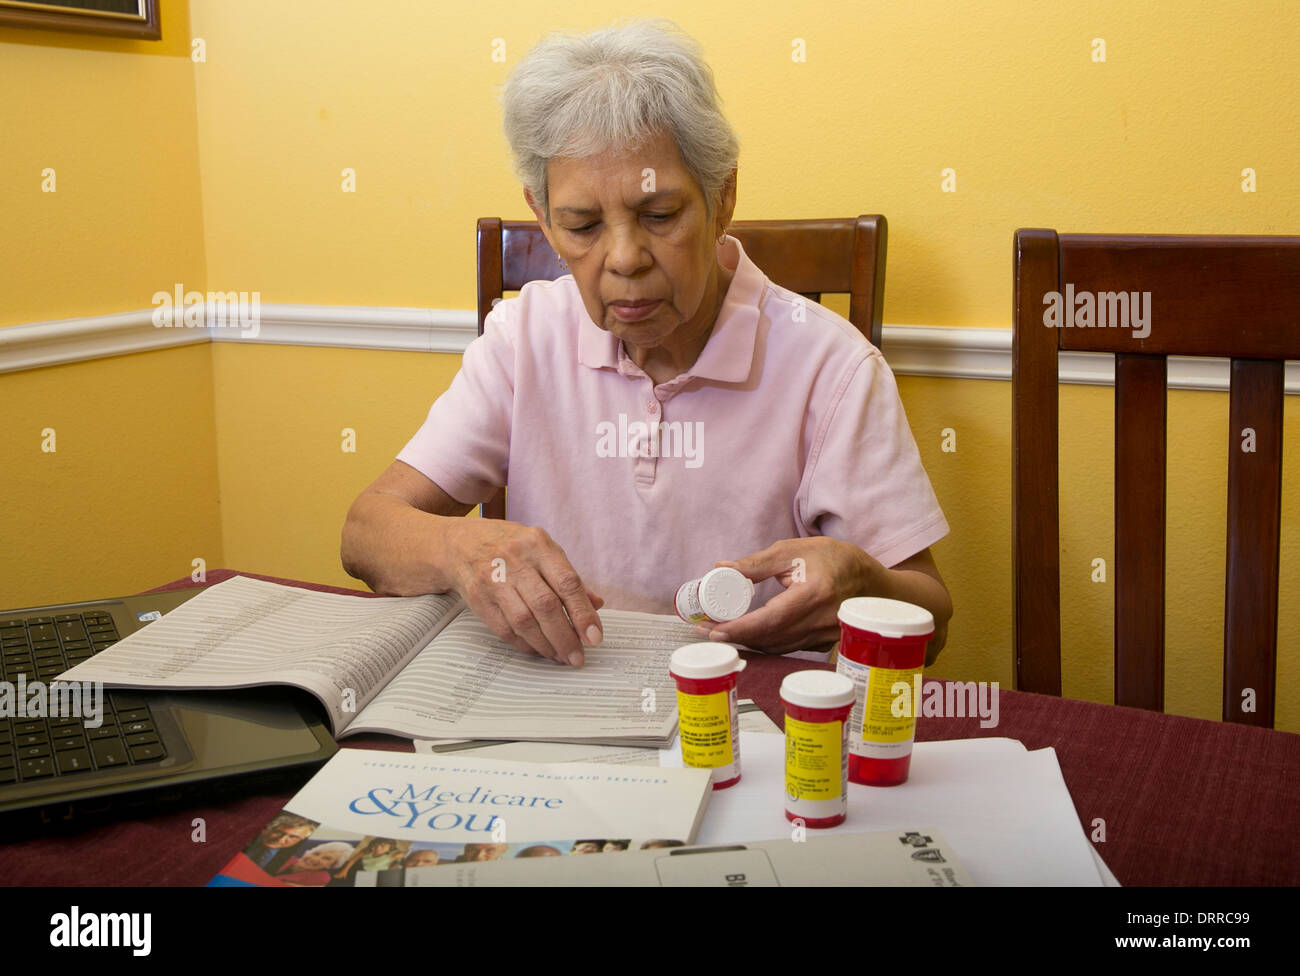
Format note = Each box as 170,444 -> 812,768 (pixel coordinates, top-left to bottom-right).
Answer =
397,235 -> 948,617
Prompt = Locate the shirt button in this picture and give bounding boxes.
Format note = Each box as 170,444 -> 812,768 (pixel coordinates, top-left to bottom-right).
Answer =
647,400 -> 658,414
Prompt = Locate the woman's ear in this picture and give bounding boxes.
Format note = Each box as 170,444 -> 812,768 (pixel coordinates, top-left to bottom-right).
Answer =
524,186 -> 560,255
716,167 -> 738,235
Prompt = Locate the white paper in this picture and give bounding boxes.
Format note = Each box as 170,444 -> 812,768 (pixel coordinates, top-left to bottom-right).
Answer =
662,733 -> 1106,886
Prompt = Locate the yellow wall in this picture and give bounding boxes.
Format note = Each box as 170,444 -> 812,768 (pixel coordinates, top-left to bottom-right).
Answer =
0,2 -> 221,605
2,0 -> 1297,730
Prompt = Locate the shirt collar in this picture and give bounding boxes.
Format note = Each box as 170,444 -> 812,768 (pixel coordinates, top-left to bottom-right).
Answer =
576,234 -> 763,384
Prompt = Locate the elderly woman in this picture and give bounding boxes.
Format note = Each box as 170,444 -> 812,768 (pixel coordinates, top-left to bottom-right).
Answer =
341,19 -> 951,667
275,840 -> 355,886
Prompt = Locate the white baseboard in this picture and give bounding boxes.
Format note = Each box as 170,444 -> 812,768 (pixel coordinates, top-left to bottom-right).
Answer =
2,304 -> 1296,393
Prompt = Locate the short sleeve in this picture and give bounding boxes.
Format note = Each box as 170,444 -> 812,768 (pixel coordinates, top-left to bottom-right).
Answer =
394,302 -> 515,505
800,351 -> 949,567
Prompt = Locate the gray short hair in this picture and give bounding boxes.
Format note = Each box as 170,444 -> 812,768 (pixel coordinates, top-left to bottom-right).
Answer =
301,841 -> 354,869
502,19 -> 740,223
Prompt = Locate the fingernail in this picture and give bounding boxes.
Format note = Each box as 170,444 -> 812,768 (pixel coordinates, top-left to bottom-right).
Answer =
585,625 -> 602,646
567,651 -> 584,667
709,630 -> 729,642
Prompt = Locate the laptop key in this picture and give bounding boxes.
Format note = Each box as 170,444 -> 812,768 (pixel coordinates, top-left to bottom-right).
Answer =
125,732 -> 159,747
16,733 -> 50,748
90,739 -> 128,768
55,736 -> 87,752
108,693 -> 147,710
14,721 -> 44,735
18,744 -> 51,759
20,757 -> 54,779
116,709 -> 152,724
130,744 -> 164,762
0,768 -> 15,784
88,726 -> 121,740
121,721 -> 154,735
56,749 -> 93,774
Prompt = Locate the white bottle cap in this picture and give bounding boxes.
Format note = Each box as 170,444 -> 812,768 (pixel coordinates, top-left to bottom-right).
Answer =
780,670 -> 855,710
697,567 -> 754,622
669,642 -> 747,680
837,597 -> 934,638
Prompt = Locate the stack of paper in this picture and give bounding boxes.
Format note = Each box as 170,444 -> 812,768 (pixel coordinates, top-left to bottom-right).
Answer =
661,733 -> 1114,886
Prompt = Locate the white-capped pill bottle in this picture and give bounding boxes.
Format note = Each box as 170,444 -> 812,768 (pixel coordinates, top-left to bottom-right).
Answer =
836,597 -> 934,786
780,671 -> 855,827
669,642 -> 746,789
674,567 -> 754,625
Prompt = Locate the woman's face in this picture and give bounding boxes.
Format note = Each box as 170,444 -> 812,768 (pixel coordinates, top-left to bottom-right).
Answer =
527,130 -> 736,357
296,846 -> 342,871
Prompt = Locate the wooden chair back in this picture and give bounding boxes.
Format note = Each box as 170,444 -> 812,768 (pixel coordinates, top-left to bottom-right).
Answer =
1012,229 -> 1300,727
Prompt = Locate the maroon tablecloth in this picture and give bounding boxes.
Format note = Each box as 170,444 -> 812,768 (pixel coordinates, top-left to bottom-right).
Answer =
5,570 -> 1297,885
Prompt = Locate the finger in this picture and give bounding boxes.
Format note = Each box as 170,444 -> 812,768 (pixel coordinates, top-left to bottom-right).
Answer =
716,540 -> 801,586
494,581 -> 567,664
586,589 -> 605,611
708,586 -> 837,652
515,568 -> 588,666
469,591 -> 545,659
536,552 -> 602,650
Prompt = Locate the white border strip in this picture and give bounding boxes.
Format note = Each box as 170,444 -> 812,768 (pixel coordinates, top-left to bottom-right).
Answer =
879,324 -> 1300,392
2,306 -> 1297,393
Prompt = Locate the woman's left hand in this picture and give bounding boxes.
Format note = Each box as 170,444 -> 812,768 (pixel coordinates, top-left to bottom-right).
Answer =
697,537 -> 879,654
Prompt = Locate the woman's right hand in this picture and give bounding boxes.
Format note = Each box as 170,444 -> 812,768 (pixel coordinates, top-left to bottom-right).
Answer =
446,517 -> 604,667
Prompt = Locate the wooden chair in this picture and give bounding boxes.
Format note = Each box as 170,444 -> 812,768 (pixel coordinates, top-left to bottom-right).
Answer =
475,215 -> 888,520
1012,229 -> 1300,728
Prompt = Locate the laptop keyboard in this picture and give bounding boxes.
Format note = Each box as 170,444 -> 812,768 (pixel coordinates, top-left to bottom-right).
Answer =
0,609 -> 167,785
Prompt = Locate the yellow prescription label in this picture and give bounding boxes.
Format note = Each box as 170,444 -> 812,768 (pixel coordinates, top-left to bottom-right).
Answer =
676,689 -> 734,768
863,666 -> 921,743
784,716 -> 843,802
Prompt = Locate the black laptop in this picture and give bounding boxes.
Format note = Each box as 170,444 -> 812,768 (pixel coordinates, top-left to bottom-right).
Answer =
0,585 -> 336,833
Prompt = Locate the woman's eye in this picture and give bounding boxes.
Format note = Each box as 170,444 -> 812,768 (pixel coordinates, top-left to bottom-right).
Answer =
570,223 -> 598,234
646,212 -> 674,222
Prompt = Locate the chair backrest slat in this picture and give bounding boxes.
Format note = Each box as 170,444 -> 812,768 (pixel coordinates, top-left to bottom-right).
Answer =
1113,353 -> 1167,710
1057,236 -> 1300,358
1011,230 -> 1064,696
1224,358 -> 1284,727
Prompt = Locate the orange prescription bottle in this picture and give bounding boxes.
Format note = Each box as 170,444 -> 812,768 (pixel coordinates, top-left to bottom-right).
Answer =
835,597 -> 934,786
780,670 -> 855,827
669,642 -> 746,789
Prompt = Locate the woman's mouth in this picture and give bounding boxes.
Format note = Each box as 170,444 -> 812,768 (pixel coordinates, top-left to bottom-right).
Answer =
610,300 -> 661,322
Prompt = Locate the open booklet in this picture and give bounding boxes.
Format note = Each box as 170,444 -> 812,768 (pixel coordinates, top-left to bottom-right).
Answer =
59,575 -> 705,747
